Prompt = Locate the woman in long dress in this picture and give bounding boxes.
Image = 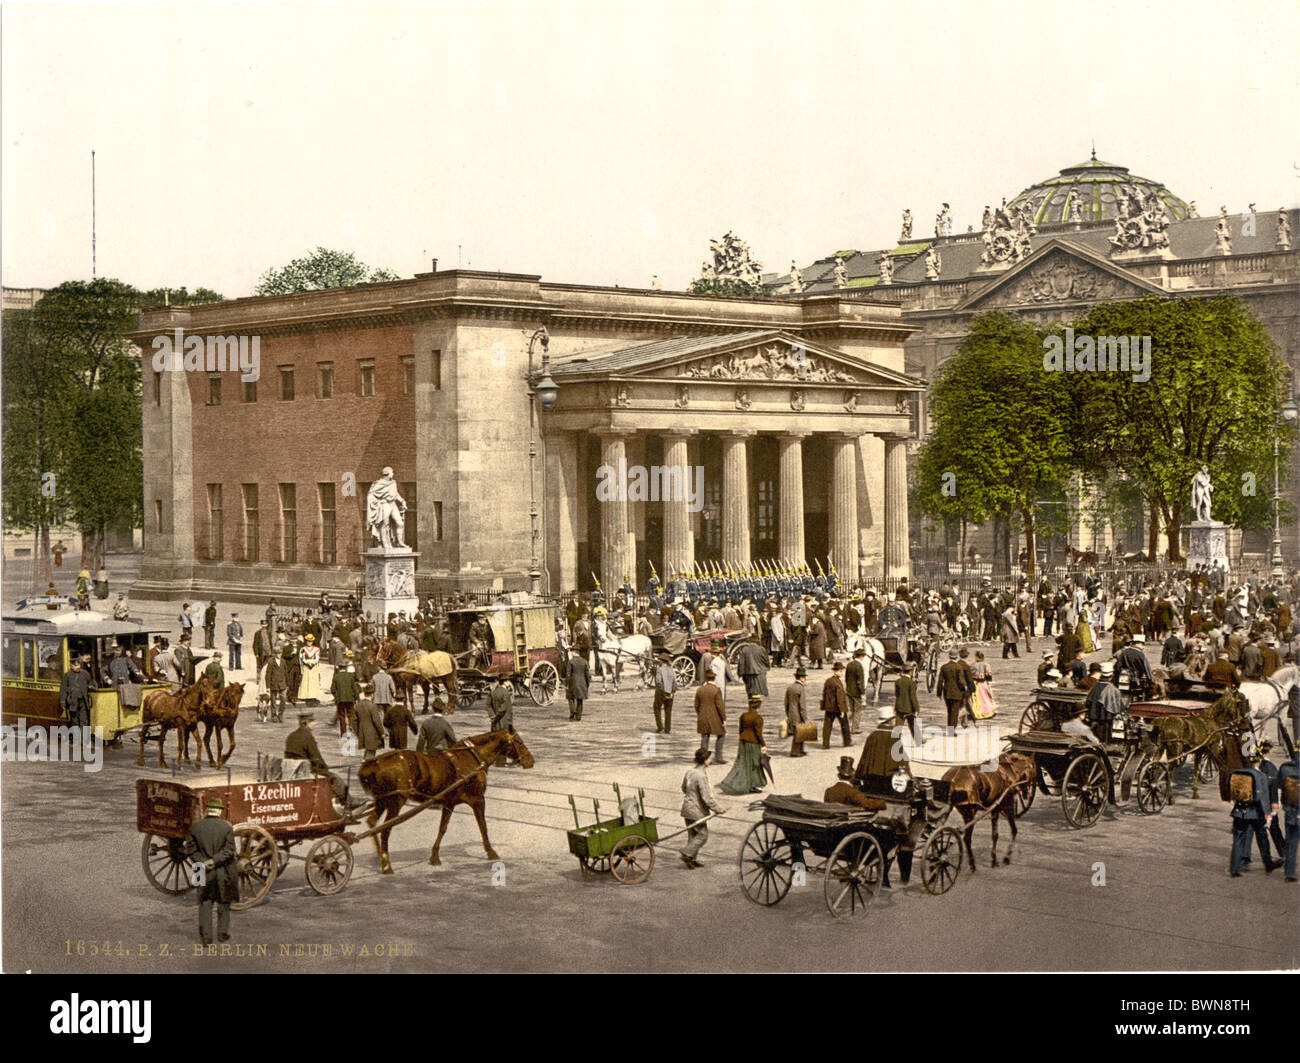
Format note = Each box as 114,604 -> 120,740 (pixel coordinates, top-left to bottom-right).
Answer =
970,650 -> 997,719
721,694 -> 767,795
298,633 -> 321,702
1075,610 -> 1095,654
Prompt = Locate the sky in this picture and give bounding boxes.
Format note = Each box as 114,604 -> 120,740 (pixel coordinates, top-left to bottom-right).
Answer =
4,0 -> 1299,298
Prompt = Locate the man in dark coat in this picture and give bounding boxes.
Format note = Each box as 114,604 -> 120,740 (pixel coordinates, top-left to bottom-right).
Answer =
734,635 -> 770,698
285,713 -> 347,801
937,649 -> 971,729
203,601 -> 218,650
488,675 -> 514,733
1056,630 -> 1080,673
203,652 -> 225,690
383,698 -> 416,750
416,705 -> 457,753
184,797 -> 237,944
845,647 -> 867,735
59,658 -> 92,729
350,699 -> 385,758
567,647 -> 590,721
175,634 -> 197,686
253,620 -> 272,678
694,669 -> 727,763
820,661 -> 851,749
264,652 -> 288,722
894,659 -> 920,732
785,668 -> 809,757
329,662 -> 361,736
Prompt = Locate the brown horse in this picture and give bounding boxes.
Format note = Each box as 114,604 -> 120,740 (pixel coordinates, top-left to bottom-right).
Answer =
199,682 -> 243,767
377,639 -> 431,714
943,752 -> 1036,870
138,676 -> 213,769
1140,690 -> 1251,798
358,730 -> 534,873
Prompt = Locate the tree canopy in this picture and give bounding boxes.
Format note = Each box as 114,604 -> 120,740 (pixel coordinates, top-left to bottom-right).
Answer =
255,247 -> 401,295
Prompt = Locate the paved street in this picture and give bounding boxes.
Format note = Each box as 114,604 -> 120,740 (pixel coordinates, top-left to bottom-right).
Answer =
2,581 -> 1296,973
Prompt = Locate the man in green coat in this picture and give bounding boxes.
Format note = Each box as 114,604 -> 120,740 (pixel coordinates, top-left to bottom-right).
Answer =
203,652 -> 225,691
329,662 -> 361,736
183,797 -> 237,944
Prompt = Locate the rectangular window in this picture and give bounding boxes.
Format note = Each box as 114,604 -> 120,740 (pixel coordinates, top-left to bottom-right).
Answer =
242,379 -> 257,403
20,637 -> 35,680
318,483 -> 337,565
207,377 -> 222,405
153,371 -> 162,406
401,482 -> 417,552
279,366 -> 295,401
279,483 -> 297,563
2,634 -> 21,677
208,484 -> 224,561
317,361 -> 334,399
756,479 -> 776,550
242,483 -> 259,562
432,349 -> 442,391
432,500 -> 443,542
402,356 -> 415,395
36,636 -> 63,682
358,358 -> 375,397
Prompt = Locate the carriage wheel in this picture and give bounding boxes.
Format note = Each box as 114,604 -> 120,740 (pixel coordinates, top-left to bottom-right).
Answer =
926,648 -> 939,693
1013,776 -> 1036,816
527,661 -> 559,706
609,834 -> 654,884
305,835 -> 354,895
1061,753 -> 1108,829
920,827 -> 963,895
579,855 -> 610,878
141,834 -> 194,896
231,824 -> 278,910
737,821 -> 795,906
1136,761 -> 1171,815
824,832 -> 883,919
1195,752 -> 1218,785
671,656 -> 695,689
726,642 -> 745,667
1019,701 -> 1054,734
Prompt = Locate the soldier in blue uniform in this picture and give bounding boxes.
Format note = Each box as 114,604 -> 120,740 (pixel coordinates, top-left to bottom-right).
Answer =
777,567 -> 791,599
813,568 -> 827,601
725,571 -> 740,603
647,567 -> 664,610
826,567 -> 840,596
590,579 -> 604,611
800,566 -> 814,595
1278,749 -> 1299,882
1229,740 -> 1279,876
665,571 -> 683,604
619,574 -> 635,611
739,570 -> 755,602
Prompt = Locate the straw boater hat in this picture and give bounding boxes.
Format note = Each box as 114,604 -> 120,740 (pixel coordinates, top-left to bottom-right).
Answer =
304,633 -> 315,642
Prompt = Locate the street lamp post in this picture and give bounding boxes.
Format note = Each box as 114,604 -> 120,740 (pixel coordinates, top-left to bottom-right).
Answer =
526,327 -> 558,596
1271,389 -> 1300,579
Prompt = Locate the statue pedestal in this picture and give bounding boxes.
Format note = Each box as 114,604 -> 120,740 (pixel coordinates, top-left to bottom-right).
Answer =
1186,520 -> 1230,575
362,549 -> 420,623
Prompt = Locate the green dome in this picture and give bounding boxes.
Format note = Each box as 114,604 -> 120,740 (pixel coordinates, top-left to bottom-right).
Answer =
1007,152 -> 1193,226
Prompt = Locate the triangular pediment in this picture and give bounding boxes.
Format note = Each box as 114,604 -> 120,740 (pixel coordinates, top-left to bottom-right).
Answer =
551,330 -> 921,389
958,240 -> 1165,312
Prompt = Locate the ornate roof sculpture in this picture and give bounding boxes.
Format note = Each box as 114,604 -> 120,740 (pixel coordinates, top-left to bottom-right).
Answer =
1007,150 -> 1193,227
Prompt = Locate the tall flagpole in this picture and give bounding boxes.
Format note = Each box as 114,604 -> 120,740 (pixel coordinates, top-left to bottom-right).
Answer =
91,150 -> 96,279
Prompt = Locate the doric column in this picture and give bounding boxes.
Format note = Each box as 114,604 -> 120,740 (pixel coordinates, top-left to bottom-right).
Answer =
599,432 -> 632,595
721,431 -> 752,570
884,435 -> 910,579
544,430 -> 579,593
778,433 -> 806,566
662,431 -> 695,577
829,434 -> 858,580
858,432 -> 885,579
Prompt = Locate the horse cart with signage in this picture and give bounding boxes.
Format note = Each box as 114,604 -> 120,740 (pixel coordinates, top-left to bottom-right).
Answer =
445,597 -> 562,706
136,761 -> 372,907
736,729 -> 963,918
651,626 -> 748,689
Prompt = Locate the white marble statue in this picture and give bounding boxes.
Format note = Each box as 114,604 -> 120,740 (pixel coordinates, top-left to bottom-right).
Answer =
900,209 -> 913,241
366,467 -> 408,549
1191,465 -> 1214,523
789,260 -> 805,293
924,244 -> 941,280
1277,209 -> 1292,251
1215,206 -> 1232,255
878,252 -> 893,285
832,257 -> 848,289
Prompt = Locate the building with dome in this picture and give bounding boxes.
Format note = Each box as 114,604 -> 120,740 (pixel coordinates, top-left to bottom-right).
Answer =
766,152 -> 1299,571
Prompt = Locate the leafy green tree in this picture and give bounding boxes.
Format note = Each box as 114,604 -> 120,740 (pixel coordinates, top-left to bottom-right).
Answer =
914,312 -> 1073,579
1065,295 -> 1292,562
255,247 -> 401,295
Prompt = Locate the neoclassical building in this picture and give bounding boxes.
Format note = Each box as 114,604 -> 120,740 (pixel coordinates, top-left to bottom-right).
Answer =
129,273 -> 922,602
768,154 -> 1300,567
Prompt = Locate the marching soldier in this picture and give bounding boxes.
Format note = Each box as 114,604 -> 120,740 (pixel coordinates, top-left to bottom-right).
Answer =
619,574 -> 635,611
1278,749 -> 1299,882
647,567 -> 664,610
1228,739 -> 1279,876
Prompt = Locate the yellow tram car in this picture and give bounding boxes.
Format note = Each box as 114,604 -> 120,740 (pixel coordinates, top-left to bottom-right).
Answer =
1,605 -> 170,741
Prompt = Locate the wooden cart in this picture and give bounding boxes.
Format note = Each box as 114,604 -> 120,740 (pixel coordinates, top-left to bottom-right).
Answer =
566,784 -> 660,883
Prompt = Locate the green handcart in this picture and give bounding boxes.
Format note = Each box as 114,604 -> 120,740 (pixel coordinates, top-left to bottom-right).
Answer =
567,783 -> 660,883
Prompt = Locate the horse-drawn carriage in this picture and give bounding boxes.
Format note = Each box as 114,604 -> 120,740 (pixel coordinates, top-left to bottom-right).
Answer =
651,625 -> 749,689
737,729 -> 964,918
846,623 -> 940,698
443,598 -> 562,707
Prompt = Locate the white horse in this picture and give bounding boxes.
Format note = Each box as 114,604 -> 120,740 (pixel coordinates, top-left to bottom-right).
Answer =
591,617 -> 653,694
844,632 -> 888,700
1238,664 -> 1299,746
